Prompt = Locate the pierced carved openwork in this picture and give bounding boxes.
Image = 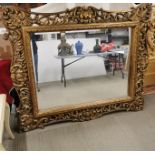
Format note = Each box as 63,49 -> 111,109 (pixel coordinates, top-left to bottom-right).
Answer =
147,6 -> 155,58
2,4 -> 152,132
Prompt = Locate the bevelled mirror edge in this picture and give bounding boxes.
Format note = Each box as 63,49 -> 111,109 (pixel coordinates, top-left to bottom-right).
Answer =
2,4 -> 152,131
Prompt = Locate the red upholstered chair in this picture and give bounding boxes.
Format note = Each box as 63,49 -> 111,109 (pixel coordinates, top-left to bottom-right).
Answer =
0,60 -> 13,105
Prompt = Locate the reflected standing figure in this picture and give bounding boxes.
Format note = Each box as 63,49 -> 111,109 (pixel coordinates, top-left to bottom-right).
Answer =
30,33 -> 40,92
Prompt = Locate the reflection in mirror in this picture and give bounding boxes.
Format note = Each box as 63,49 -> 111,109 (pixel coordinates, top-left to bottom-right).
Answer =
30,28 -> 131,111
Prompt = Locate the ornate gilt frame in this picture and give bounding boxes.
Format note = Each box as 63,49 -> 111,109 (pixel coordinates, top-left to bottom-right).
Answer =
2,4 -> 152,132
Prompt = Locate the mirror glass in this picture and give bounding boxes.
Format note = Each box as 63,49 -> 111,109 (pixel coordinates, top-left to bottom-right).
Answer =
30,27 -> 131,111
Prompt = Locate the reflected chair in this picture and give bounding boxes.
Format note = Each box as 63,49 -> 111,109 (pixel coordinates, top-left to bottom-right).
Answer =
105,52 -> 125,78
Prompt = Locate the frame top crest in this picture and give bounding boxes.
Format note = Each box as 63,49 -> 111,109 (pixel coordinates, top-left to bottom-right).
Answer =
2,3 -> 152,28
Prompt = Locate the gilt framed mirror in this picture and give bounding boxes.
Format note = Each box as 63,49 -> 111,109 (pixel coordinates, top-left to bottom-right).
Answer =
2,4 -> 152,131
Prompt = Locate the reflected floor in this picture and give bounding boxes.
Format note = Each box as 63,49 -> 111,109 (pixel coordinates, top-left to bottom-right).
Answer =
37,73 -> 128,110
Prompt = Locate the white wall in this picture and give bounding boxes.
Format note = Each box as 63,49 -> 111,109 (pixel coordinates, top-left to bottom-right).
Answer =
110,3 -> 133,11
31,3 -> 110,13
36,38 -> 106,83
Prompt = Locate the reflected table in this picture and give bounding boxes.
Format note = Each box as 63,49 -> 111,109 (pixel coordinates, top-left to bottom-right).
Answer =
56,50 -> 125,87
108,49 -> 125,79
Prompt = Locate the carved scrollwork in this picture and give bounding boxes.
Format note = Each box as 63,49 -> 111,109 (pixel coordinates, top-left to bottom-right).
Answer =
2,4 -> 152,132
28,4 -> 152,25
147,19 -> 155,58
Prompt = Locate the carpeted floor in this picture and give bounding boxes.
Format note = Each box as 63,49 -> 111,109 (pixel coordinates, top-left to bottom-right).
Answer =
3,94 -> 155,151
38,74 -> 128,110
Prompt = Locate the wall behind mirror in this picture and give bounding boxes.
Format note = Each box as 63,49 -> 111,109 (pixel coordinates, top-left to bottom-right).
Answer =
31,3 -> 134,13
29,27 -> 131,111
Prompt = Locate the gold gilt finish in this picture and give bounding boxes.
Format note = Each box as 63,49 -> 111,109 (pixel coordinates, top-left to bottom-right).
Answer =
147,5 -> 155,59
147,21 -> 155,58
144,5 -> 155,89
2,4 -> 152,132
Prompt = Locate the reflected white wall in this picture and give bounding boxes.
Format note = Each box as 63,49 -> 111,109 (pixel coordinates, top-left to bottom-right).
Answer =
36,39 -> 106,83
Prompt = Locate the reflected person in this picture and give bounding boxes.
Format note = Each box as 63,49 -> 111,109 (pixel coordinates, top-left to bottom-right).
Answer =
30,33 -> 40,91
